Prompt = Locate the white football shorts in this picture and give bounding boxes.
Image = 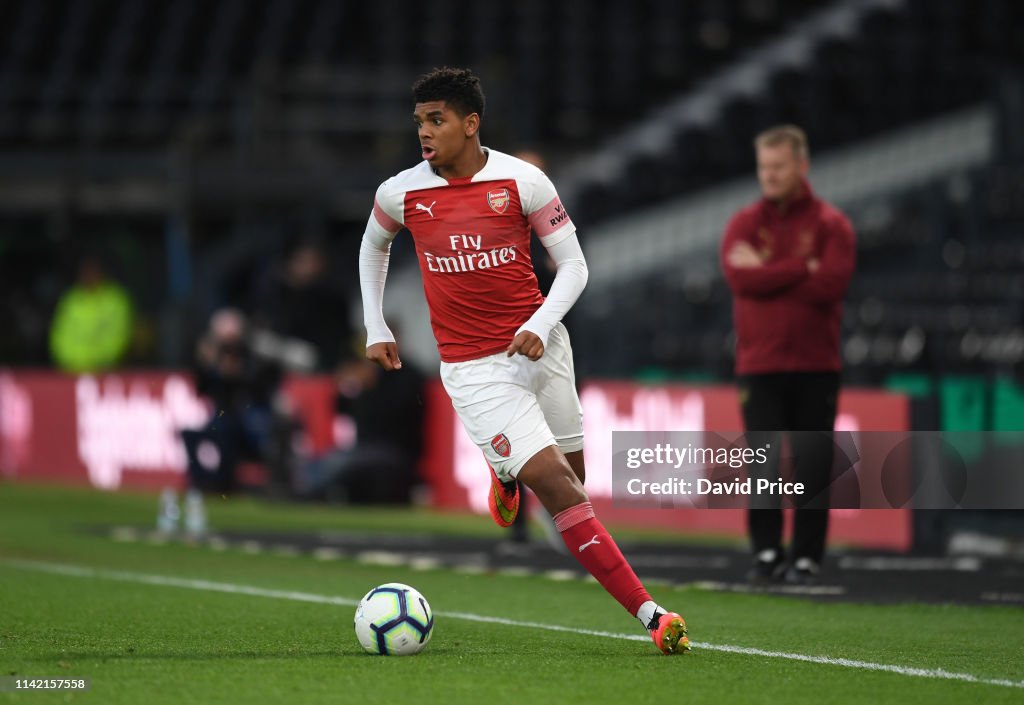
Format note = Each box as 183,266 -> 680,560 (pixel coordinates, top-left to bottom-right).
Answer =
439,322 -> 584,483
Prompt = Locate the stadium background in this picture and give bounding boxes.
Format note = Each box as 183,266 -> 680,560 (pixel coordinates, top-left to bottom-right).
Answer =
1,0 -> 1023,553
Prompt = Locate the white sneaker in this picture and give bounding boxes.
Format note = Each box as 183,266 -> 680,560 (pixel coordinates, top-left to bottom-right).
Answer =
157,489 -> 180,534
783,557 -> 821,585
184,489 -> 208,537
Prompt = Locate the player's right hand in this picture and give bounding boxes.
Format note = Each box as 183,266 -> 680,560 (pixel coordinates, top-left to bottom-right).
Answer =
506,330 -> 545,361
366,342 -> 402,371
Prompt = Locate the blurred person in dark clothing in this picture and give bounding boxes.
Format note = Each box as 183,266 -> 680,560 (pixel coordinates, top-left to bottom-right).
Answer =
249,238 -> 355,373
720,125 -> 856,585
161,308 -> 286,535
49,253 -> 134,373
297,339 -> 425,504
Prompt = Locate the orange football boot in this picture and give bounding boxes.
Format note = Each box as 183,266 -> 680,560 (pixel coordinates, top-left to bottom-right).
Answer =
487,465 -> 520,528
650,611 -> 691,654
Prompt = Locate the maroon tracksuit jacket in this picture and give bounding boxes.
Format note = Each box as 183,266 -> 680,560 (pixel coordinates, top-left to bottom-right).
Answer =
720,180 -> 856,375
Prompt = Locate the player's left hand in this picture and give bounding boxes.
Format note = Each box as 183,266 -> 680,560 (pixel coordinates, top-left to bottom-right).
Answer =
506,331 -> 545,361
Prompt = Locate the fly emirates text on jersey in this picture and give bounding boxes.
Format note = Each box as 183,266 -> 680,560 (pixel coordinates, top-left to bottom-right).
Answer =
423,233 -> 518,274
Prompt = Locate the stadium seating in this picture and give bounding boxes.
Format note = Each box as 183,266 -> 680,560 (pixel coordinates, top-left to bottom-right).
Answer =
566,0 -> 1024,225
0,0 -> 821,159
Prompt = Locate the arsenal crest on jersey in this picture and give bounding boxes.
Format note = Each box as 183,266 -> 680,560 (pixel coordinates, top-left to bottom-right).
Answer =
490,433 -> 512,458
486,188 -> 510,214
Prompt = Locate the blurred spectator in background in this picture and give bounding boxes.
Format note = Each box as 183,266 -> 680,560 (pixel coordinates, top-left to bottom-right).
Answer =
248,238 -> 355,373
161,308 -> 288,535
49,253 -> 134,373
296,337 -> 424,504
720,125 -> 856,585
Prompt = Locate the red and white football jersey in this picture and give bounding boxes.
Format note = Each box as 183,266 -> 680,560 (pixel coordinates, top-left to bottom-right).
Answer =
367,148 -> 576,362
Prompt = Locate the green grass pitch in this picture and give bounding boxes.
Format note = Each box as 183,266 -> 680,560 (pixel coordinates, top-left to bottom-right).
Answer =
1,483 -> 1022,704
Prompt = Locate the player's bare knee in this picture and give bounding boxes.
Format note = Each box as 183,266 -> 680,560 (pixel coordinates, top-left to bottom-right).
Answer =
517,446 -> 588,514
531,474 -> 587,516
564,450 -> 586,485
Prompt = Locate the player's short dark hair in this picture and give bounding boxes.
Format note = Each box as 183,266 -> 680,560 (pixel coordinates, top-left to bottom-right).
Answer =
412,67 -> 485,119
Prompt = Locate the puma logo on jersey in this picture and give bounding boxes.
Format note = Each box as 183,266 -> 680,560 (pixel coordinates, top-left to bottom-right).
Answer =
415,201 -> 436,218
578,535 -> 601,553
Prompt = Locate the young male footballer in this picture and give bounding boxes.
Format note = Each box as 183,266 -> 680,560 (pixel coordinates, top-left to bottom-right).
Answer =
359,67 -> 689,654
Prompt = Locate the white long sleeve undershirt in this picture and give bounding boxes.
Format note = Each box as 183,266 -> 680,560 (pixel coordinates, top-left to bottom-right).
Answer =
516,233 -> 588,347
359,229 -> 397,347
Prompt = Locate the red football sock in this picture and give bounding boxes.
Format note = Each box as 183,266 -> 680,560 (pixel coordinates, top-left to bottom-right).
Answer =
553,501 -> 651,616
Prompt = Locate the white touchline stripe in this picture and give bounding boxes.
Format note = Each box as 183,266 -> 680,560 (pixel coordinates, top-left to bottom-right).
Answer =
3,558 -> 1022,690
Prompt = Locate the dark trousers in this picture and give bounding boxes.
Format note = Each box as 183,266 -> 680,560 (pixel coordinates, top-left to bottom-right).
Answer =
738,371 -> 840,564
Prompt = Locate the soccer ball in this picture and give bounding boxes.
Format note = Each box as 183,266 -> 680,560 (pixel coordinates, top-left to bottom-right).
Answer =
354,583 -> 434,656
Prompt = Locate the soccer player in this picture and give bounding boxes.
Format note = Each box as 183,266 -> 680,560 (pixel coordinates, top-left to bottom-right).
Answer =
358,67 -> 689,654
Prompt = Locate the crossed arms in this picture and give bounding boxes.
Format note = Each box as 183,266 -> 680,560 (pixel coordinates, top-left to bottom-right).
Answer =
720,210 -> 855,304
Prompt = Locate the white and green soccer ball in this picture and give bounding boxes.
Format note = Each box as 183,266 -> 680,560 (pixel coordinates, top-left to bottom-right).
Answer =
354,583 -> 434,656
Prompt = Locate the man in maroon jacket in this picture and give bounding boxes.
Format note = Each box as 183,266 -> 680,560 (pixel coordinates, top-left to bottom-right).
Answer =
720,125 -> 856,585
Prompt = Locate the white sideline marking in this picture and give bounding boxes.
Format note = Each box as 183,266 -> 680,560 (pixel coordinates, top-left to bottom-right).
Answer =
409,557 -> 442,571
688,580 -> 846,597
111,527 -> 140,542
270,544 -> 301,558
356,551 -> 407,566
543,569 -> 578,582
838,556 -> 982,572
311,547 -> 344,561
239,541 -> 264,555
207,538 -> 229,552
2,558 -> 1022,690
981,592 -> 1024,604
